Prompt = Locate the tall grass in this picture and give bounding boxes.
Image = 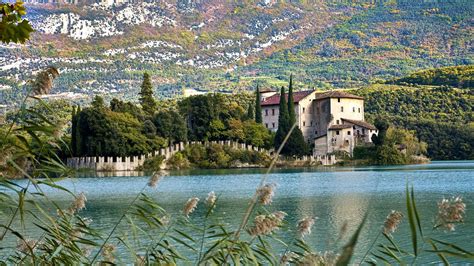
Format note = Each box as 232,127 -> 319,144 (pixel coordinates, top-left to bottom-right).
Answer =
0,95 -> 472,264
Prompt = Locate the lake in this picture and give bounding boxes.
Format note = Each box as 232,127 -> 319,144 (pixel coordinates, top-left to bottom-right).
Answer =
1,161 -> 473,264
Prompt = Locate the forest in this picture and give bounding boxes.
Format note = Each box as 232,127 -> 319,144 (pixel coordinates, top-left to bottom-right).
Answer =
70,73 -> 274,158
353,84 -> 473,160
386,65 -> 474,88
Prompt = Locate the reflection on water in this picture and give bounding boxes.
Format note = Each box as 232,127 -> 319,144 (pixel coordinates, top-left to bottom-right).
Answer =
1,161 -> 473,263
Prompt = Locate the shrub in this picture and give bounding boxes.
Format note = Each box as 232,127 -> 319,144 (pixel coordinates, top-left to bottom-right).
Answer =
353,146 -> 377,160
166,152 -> 190,170
137,155 -> 165,171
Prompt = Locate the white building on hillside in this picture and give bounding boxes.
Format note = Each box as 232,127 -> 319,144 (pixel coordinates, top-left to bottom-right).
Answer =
260,89 -> 378,157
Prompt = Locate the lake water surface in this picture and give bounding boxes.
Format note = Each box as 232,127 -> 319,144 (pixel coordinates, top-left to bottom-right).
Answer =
2,161 -> 474,264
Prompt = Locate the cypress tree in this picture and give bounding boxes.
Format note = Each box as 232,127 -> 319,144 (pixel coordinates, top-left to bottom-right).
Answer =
246,103 -> 254,121
75,105 -> 83,156
255,85 -> 262,123
286,75 -> 309,157
287,75 -> 296,126
139,72 -> 157,116
274,86 -> 290,150
71,106 -> 77,156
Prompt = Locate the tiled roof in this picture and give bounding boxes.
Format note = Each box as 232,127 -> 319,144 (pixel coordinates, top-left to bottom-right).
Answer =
341,118 -> 377,130
261,90 -> 314,106
260,88 -> 275,93
328,124 -> 352,130
315,91 -> 364,100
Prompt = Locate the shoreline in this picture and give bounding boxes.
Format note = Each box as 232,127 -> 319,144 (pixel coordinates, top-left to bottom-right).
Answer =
66,159 -> 448,178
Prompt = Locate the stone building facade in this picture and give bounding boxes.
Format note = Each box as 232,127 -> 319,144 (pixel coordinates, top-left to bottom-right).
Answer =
260,90 -> 378,157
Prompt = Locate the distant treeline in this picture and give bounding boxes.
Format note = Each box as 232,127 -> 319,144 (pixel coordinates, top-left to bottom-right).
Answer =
70,75 -> 273,157
386,65 -> 474,88
353,84 -> 473,160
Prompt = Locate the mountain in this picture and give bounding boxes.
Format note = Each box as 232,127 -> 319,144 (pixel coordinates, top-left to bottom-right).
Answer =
0,0 -> 472,105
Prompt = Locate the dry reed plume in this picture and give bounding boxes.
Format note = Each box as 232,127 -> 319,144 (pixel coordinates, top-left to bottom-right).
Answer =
67,192 -> 87,215
257,183 -> 276,205
436,196 -> 466,231
16,239 -> 40,254
383,210 -> 403,235
297,217 -> 316,238
248,211 -> 286,237
101,243 -> 116,263
148,170 -> 168,188
280,251 -> 298,265
206,191 -> 216,206
183,197 -> 199,217
299,251 -> 339,266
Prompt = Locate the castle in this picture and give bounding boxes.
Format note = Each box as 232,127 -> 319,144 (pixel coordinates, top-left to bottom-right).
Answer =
260,89 -> 378,157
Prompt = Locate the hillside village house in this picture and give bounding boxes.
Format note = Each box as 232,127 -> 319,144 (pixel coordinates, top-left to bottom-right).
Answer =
260,90 -> 378,157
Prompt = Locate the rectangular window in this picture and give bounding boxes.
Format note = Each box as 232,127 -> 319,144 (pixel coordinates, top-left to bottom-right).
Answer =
353,107 -> 355,112
265,109 -> 268,116
303,121 -> 306,127
362,128 -> 365,134
341,106 -> 344,112
310,121 -> 313,126
337,98 -> 341,103
348,131 -> 351,135
358,108 -> 361,113
336,120 -> 340,125
272,109 -> 275,116
265,123 -> 268,128
272,123 -> 275,128
315,131 -> 318,135
303,107 -> 305,113
336,130 -> 340,135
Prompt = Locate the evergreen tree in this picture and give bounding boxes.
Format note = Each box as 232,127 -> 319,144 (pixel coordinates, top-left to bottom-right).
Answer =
274,86 -> 290,150
287,75 -> 296,125
91,95 -> 105,109
255,85 -> 262,124
75,105 -> 82,156
372,118 -> 390,145
285,75 -> 309,156
246,103 -> 254,121
139,72 -> 157,116
71,106 -> 77,156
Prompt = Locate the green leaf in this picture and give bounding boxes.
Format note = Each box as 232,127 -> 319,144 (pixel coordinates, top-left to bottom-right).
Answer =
430,238 -> 474,256
173,229 -> 195,243
336,214 -> 367,266
428,241 -> 450,265
406,183 -> 417,256
411,186 -> 423,237
425,250 -> 474,259
379,245 -> 403,264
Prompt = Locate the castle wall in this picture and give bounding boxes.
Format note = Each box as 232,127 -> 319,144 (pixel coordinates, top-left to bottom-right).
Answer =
329,98 -> 365,125
262,105 -> 280,132
67,141 -> 272,171
296,92 -> 317,144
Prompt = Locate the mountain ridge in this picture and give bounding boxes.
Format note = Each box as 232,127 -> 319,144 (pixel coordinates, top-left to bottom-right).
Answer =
0,0 -> 472,105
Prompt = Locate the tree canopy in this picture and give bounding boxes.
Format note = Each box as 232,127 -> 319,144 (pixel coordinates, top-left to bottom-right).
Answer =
0,1 -> 34,44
